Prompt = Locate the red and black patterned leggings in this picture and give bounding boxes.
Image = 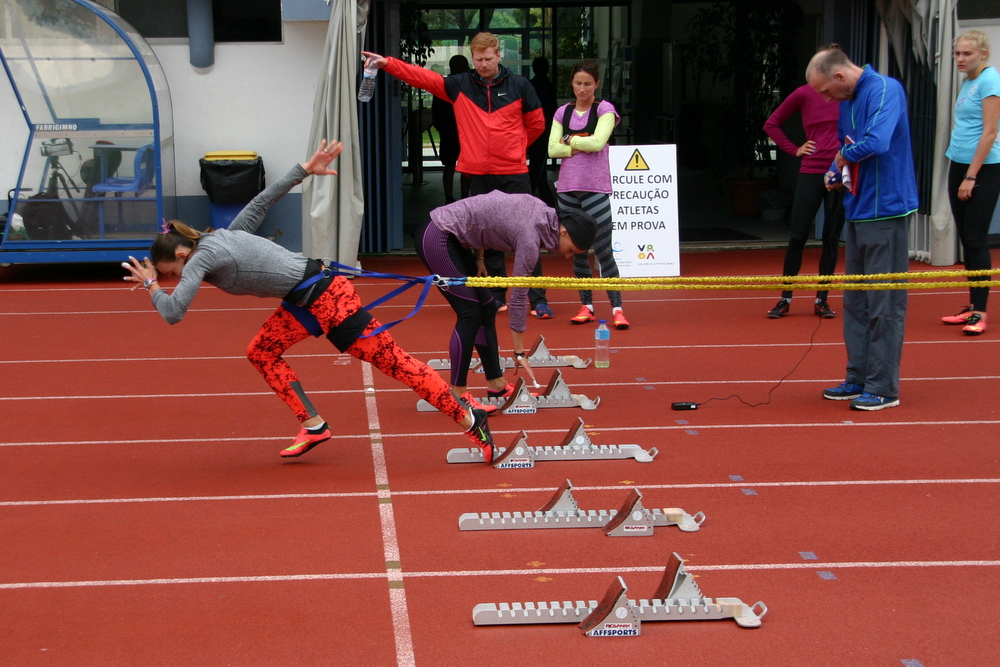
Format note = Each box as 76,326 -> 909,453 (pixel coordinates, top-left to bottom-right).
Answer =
246,276 -> 467,424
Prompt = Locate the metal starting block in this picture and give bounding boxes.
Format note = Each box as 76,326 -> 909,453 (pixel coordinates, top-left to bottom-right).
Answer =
427,335 -> 591,372
416,371 -> 599,414
458,479 -> 705,535
472,552 -> 767,635
446,418 -> 658,468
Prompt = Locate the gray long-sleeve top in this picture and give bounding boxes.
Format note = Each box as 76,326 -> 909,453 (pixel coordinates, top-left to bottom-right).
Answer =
151,164 -> 311,324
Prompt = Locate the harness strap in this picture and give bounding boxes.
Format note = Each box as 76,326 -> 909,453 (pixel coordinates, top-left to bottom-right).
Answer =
281,300 -> 324,337
561,101 -> 600,139
323,260 -> 441,338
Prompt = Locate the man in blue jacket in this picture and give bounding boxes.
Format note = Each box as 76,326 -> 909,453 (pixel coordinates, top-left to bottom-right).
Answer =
807,45 -> 919,411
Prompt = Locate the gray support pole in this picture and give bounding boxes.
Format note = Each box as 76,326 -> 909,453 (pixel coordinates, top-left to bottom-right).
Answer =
187,0 -> 214,68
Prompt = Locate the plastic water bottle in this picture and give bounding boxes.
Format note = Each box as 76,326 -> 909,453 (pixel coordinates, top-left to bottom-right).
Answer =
358,64 -> 378,102
594,319 -> 611,368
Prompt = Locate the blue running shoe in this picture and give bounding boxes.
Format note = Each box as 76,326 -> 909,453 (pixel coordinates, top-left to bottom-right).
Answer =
532,302 -> 554,319
822,382 -> 864,401
850,393 -> 899,411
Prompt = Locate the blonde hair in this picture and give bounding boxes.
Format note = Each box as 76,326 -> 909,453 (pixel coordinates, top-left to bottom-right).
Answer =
956,30 -> 990,60
469,32 -> 499,55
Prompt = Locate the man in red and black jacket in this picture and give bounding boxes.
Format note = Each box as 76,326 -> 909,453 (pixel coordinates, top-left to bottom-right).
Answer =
363,32 -> 553,316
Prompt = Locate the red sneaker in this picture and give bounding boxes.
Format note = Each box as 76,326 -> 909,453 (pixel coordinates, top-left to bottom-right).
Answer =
942,305 -> 974,325
281,423 -> 331,458
963,312 -> 987,335
487,382 -> 515,399
612,309 -> 630,330
462,391 -> 497,414
570,306 -> 595,324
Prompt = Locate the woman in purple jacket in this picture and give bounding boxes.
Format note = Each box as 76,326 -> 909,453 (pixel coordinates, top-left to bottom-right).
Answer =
415,192 -> 595,410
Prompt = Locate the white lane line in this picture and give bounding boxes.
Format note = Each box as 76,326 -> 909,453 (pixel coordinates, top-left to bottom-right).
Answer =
5,375 -> 1000,403
2,336 -> 997,366
3,478 -> 997,508
5,419 -> 1000,449
3,559 -> 998,590
0,492 -> 376,506
0,433 -> 367,447
362,362 -> 414,667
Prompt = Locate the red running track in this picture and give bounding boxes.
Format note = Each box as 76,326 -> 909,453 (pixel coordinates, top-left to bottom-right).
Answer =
1,249 -> 999,666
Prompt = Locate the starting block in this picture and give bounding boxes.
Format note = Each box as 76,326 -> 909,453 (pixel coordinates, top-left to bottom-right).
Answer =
416,371 -> 599,414
458,479 -> 705,535
446,418 -> 658,468
427,335 -> 591,373
472,552 -> 767,635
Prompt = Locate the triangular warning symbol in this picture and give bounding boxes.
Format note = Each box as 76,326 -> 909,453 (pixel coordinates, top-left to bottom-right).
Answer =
624,149 -> 650,171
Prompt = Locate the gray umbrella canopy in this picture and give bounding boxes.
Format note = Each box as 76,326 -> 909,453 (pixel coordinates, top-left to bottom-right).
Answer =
302,0 -> 370,268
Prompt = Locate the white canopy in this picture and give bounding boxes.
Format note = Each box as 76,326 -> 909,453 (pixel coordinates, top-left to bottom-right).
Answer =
302,0 -> 370,268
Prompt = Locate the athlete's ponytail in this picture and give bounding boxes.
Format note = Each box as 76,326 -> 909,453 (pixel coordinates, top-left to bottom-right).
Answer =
150,220 -> 206,264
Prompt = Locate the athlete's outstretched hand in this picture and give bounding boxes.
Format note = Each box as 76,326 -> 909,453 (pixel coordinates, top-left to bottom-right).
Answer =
360,51 -> 387,69
303,139 -> 343,176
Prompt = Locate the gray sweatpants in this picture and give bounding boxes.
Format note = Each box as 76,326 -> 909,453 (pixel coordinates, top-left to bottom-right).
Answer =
842,216 -> 909,399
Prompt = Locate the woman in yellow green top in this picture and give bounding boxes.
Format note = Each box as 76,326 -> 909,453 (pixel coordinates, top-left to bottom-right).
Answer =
548,59 -> 629,329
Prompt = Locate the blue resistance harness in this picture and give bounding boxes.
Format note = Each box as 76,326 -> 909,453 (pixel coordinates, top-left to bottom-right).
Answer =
280,260 -> 446,346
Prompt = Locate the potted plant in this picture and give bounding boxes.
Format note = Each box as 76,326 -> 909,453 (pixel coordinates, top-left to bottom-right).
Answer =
678,0 -> 802,216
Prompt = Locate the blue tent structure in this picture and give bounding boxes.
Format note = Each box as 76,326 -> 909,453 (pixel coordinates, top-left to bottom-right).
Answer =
0,0 -> 173,263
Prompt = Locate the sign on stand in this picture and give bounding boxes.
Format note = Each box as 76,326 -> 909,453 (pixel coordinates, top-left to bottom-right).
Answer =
608,145 -> 679,277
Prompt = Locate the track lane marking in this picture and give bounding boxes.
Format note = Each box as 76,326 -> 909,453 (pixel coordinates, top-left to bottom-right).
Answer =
3,559 -> 999,590
6,419 -> 1000,448
2,336 -> 998,365
5,374 -> 1000,402
3,478 -> 997,507
361,362 -> 415,667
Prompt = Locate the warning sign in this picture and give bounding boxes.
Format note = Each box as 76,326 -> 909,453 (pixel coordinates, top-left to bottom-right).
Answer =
608,144 -> 680,277
624,149 -> 650,171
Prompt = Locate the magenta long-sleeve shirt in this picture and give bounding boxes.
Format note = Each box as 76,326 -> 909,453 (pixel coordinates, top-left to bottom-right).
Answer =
763,84 -> 841,174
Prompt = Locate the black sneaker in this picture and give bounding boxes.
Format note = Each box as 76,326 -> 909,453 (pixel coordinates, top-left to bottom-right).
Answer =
464,408 -> 496,463
767,299 -> 790,318
814,300 -> 836,319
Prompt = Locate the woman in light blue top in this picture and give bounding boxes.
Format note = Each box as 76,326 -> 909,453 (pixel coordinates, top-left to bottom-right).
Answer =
942,30 -> 1000,335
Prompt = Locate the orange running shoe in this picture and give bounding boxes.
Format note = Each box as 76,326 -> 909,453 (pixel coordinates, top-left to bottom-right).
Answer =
487,382 -> 515,399
963,312 -> 987,335
281,423 -> 331,458
462,391 -> 497,414
942,305 -> 974,325
612,309 -> 630,330
571,306 -> 595,324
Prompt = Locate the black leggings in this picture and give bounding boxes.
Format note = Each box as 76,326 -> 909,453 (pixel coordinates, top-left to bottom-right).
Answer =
948,161 -> 1000,312
781,172 -> 846,300
415,219 -> 503,388
558,190 -> 622,308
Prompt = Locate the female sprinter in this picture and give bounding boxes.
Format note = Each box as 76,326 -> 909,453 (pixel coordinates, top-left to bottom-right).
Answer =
123,140 -> 496,462
548,59 -> 629,329
942,30 -> 1000,335
414,191 -> 595,410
